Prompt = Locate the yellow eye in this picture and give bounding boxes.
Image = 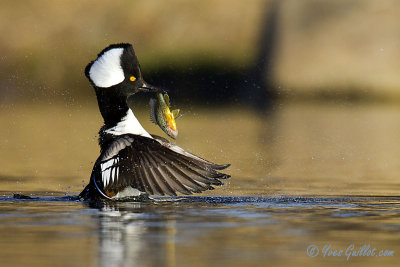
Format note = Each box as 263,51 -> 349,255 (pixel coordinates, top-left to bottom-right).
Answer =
129,76 -> 136,82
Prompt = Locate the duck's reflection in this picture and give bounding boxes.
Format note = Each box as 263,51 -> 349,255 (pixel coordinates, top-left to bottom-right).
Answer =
91,201 -> 177,267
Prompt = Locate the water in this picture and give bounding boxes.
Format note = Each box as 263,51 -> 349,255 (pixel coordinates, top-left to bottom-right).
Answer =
0,195 -> 399,266
1,101 -> 400,266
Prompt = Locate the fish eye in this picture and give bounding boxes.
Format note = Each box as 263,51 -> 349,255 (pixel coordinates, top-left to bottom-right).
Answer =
129,76 -> 136,82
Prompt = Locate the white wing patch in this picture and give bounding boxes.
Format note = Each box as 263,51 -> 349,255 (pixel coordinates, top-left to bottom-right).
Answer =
101,158 -> 119,187
89,48 -> 125,88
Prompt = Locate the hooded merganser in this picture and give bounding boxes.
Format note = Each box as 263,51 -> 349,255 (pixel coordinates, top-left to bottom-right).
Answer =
79,43 -> 230,200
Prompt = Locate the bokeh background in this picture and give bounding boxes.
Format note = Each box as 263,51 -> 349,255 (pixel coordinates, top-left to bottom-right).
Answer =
1,0 -> 400,196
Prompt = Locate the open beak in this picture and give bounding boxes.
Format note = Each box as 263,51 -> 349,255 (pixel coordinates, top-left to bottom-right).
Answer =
138,82 -> 163,93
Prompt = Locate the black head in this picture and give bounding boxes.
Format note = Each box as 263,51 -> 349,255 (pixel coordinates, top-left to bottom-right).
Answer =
85,43 -> 159,97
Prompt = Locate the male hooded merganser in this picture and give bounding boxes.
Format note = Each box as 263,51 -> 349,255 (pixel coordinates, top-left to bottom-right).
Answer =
79,43 -> 230,200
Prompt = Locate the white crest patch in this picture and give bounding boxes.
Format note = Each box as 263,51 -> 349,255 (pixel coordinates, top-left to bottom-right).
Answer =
105,109 -> 152,138
89,48 -> 125,88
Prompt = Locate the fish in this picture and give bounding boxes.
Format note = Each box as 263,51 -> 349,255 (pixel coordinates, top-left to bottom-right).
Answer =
150,92 -> 180,139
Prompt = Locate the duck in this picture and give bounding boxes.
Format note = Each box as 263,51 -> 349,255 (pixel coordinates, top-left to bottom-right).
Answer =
79,43 -> 230,200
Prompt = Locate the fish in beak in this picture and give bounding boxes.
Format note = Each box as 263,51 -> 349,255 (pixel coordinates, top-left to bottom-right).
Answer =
150,92 -> 181,139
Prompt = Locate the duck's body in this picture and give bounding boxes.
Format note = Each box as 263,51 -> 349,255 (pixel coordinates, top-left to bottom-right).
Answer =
79,43 -> 230,201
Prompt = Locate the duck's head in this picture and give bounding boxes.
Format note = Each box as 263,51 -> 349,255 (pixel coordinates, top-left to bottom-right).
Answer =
85,43 -> 160,98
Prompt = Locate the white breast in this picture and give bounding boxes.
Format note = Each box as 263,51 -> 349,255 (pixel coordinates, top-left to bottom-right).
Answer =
104,109 -> 152,138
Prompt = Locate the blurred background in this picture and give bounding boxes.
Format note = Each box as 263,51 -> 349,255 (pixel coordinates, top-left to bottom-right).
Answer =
1,0 -> 400,196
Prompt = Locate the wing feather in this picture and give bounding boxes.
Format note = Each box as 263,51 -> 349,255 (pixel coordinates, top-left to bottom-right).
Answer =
135,156 -> 155,195
131,150 -> 148,193
139,155 -> 165,195
141,153 -> 176,196
156,152 -> 215,190
160,165 -> 192,195
152,135 -> 230,170
151,167 -> 178,196
93,134 -> 230,198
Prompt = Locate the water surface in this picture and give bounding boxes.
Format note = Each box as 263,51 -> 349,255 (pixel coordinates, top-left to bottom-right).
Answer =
0,195 -> 399,266
1,101 -> 400,266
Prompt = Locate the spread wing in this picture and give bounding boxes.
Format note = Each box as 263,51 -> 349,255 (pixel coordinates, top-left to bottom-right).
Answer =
92,134 -> 230,198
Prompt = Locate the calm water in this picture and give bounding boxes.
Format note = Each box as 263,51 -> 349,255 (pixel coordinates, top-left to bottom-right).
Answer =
1,101 -> 400,266
0,195 -> 399,266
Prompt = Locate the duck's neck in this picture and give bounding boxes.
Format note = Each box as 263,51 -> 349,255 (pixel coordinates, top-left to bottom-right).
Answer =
95,88 -> 130,128
96,90 -> 151,140
103,108 -> 151,138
